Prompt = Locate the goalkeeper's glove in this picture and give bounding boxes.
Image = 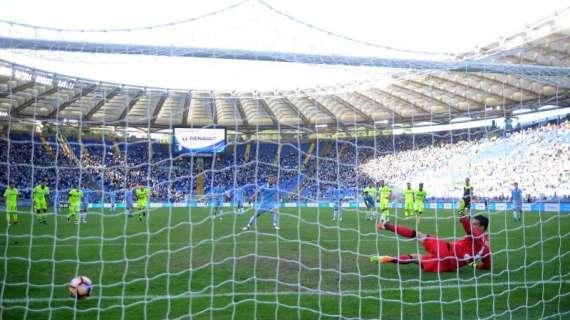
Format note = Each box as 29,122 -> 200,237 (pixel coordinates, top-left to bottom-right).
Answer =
469,256 -> 483,269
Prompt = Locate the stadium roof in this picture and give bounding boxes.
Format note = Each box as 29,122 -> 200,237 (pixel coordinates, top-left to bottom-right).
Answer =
0,3 -> 570,130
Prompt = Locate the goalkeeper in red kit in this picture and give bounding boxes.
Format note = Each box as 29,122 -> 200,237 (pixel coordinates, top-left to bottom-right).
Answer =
371,212 -> 491,272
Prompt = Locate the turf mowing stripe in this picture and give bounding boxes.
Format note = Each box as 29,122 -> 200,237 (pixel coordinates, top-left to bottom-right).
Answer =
2,280 -> 569,304
0,236 -> 550,248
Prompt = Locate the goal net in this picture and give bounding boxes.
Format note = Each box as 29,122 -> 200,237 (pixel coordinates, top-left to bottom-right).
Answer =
0,2 -> 569,319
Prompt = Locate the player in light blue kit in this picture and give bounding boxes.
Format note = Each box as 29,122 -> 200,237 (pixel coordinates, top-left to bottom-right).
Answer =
109,190 -> 116,213
332,187 -> 344,222
242,175 -> 279,231
125,187 -> 134,217
80,188 -> 90,223
511,182 -> 523,222
230,187 -> 246,215
211,185 -> 225,220
53,191 -> 60,215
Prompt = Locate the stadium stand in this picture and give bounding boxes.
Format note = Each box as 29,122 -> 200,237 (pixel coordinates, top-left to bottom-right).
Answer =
2,118 -> 568,204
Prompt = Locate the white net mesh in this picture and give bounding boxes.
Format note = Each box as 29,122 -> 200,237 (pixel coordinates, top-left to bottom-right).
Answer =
1,3 -> 570,319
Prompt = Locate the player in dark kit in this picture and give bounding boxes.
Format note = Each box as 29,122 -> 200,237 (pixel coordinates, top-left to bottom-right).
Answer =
456,177 -> 473,216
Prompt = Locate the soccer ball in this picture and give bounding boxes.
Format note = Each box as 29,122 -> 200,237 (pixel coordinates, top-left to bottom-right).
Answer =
68,276 -> 92,299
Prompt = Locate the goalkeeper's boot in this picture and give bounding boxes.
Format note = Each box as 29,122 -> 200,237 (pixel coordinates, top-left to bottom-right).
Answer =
370,255 -> 392,264
241,225 -> 250,231
273,224 -> 280,231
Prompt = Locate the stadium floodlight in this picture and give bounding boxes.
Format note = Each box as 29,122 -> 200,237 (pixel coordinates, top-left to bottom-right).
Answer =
315,124 -> 328,129
374,120 -> 389,124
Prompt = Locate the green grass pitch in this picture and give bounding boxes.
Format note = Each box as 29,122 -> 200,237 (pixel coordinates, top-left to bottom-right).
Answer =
1,207 -> 569,319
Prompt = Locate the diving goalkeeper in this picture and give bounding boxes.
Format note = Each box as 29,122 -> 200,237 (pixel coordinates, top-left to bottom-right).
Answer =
371,212 -> 492,272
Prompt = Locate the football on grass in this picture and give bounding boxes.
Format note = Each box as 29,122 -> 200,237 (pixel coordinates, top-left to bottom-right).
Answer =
68,276 -> 92,299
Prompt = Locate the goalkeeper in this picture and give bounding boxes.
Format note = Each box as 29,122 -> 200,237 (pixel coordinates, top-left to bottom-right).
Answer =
371,212 -> 492,272
3,182 -> 19,224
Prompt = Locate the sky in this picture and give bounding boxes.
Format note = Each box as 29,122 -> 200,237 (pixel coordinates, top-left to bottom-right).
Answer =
0,0 -> 568,90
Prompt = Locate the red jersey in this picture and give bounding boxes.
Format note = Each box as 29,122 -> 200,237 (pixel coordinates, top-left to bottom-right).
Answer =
451,216 -> 492,270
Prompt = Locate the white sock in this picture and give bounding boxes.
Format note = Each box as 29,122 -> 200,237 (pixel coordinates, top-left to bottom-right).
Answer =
247,214 -> 257,226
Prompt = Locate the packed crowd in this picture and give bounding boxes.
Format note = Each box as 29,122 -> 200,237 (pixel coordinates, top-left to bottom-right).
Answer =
1,119 -> 568,203
360,121 -> 570,200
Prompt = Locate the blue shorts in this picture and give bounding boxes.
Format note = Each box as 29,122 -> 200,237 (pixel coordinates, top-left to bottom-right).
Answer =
513,203 -> 522,210
257,207 -> 277,215
126,202 -> 133,210
365,199 -> 375,209
214,201 -> 223,208
333,202 -> 341,209
236,200 -> 244,207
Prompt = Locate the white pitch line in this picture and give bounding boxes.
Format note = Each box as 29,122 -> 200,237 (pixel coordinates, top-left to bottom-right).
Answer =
1,280 -> 568,304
